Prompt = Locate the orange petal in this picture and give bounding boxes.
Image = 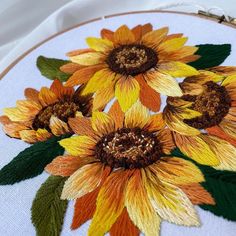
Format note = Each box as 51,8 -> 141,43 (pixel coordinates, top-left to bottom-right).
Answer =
60,62 -> 84,74
156,129 -> 175,154
131,25 -> 142,41
110,208 -> 140,236
68,116 -> 95,136
88,170 -> 133,236
49,116 -> 69,136
101,28 -> 114,41
114,25 -> 135,45
45,155 -> 96,176
38,87 -> 58,106
50,79 -> 74,99
24,88 -> 39,102
3,122 -> 28,138
178,183 -> 215,205
144,113 -> 165,132
219,119 -> 236,140
206,125 -> 236,147
162,33 -> 183,42
16,100 -> 42,115
71,187 -> 99,230
108,100 -> 124,130
141,23 -> 153,36
66,48 -> 94,57
0,115 -> 11,125
115,76 -> 140,112
136,75 -> 161,112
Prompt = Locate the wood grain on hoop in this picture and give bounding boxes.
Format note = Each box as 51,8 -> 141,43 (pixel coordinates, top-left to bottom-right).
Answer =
0,10 -> 235,81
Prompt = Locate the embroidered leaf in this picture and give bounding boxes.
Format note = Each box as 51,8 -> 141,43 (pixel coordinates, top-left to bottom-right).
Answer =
171,148 -> 236,221
0,134 -> 70,185
31,176 -> 68,236
37,56 -> 71,82
188,44 -> 231,69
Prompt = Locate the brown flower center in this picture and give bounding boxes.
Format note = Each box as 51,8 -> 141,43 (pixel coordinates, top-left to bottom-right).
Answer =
106,44 -> 158,76
32,101 -> 80,130
183,81 -> 231,129
95,127 -> 163,169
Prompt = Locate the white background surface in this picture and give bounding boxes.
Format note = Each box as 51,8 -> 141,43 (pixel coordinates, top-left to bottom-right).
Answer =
1,0 -> 236,73
0,11 -> 236,236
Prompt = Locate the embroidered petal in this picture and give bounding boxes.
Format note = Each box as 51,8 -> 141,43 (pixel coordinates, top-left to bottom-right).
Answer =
49,116 -> 69,136
158,61 -> 198,77
143,169 -> 200,226
136,75 -> 161,112
174,132 -> 219,166
3,107 -> 31,122
24,88 -> 39,102
50,80 -> 74,99
19,130 -> 37,143
16,100 -> 41,115
35,128 -> 52,141
60,62 -> 83,74
219,119 -> 236,140
70,52 -> 105,66
125,170 -> 161,236
86,37 -> 113,52
101,28 -> 114,41
115,76 -> 140,112
45,155 -> 96,176
158,37 -> 188,53
38,87 -> 58,106
3,122 -> 28,138
156,129 -> 175,154
59,135 -> 96,156
113,25 -> 135,44
125,100 -> 149,129
222,74 -> 236,86
145,71 -> 182,96
144,113 -> 165,132
108,101 -> 124,130
61,163 -> 107,200
150,157 -> 204,185
88,170 -> 132,236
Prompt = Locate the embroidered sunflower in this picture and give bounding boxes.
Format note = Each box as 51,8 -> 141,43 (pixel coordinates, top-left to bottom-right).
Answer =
163,69 -> 236,170
61,24 -> 199,112
45,101 -> 214,236
0,80 -> 92,143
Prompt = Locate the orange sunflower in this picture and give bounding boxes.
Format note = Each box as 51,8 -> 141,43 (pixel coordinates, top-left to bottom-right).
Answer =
163,69 -> 236,170
45,101 -> 214,236
61,23 -> 199,112
0,80 -> 92,143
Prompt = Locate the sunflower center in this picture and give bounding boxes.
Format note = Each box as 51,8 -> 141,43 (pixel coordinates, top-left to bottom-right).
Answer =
95,127 -> 163,169
32,101 -> 80,130
106,44 -> 158,76
183,81 -> 231,129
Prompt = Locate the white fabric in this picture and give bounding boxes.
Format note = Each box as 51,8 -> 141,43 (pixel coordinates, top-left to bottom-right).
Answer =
0,11 -> 236,236
1,0 -> 236,73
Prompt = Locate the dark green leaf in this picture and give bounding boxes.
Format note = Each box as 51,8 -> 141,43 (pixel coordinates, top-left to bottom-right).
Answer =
36,56 -> 71,82
171,148 -> 236,221
31,176 -> 68,236
0,134 -> 70,185
188,44 -> 231,69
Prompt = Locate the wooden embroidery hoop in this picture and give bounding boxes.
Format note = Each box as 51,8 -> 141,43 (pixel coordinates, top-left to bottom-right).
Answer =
0,10 -> 236,81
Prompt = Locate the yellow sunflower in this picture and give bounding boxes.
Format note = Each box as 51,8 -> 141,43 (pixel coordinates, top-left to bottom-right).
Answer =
0,80 -> 92,143
45,101 -> 214,236
163,68 -> 236,170
61,23 -> 199,112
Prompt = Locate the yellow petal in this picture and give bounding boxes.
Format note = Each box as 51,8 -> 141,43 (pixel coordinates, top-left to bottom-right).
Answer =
3,107 -> 31,122
88,170 -> 132,236
163,107 -> 200,136
16,100 -> 42,114
142,27 -> 169,48
201,135 -> 236,171
59,135 -> 96,156
143,168 -> 200,226
35,128 -> 52,141
174,132 -> 220,166
61,163 -> 105,200
125,100 -> 150,129
49,116 -> 69,136
146,71 -> 182,96
113,25 -> 135,44
70,52 -> 105,65
38,87 -> 58,106
91,111 -> 115,135
86,37 -> 113,52
158,37 -> 188,53
150,157 -> 204,185
125,170 -> 161,236
158,61 -> 199,77
222,75 -> 236,86
115,76 -> 140,112
19,130 -> 38,143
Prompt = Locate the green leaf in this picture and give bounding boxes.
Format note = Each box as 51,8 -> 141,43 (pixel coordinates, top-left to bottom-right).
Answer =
31,176 -> 68,236
36,56 -> 71,82
171,148 -> 236,221
0,134 -> 70,185
188,44 -> 231,69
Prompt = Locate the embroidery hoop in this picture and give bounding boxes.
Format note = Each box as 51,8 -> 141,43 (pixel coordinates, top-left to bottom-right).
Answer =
0,10 -> 236,236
